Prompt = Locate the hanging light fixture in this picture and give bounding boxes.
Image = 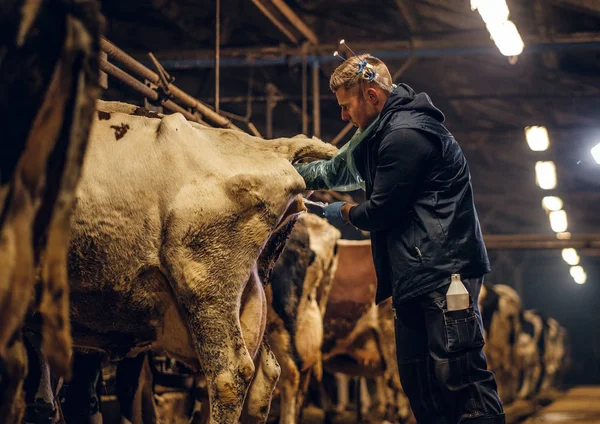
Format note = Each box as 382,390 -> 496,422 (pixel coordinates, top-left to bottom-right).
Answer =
592,142 -> 600,164
471,0 -> 510,26
471,0 -> 524,57
549,210 -> 568,233
561,248 -> 580,266
570,266 -> 587,285
535,161 -> 557,190
542,196 -> 563,212
487,21 -> 525,57
525,126 -> 550,151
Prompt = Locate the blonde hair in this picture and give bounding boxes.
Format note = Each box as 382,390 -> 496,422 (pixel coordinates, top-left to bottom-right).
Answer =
329,54 -> 393,94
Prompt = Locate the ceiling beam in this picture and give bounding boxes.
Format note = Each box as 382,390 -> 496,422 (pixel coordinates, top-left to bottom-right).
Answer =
484,233 -> 600,249
394,0 -> 420,34
138,31 -> 600,68
548,0 -> 600,17
534,0 -> 560,70
251,0 -> 299,44
270,0 -> 318,45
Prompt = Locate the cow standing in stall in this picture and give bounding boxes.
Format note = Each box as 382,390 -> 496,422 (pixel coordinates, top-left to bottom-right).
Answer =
517,310 -> 544,400
266,213 -> 341,423
537,318 -> 567,394
0,1 -> 103,422
319,239 -> 401,421
479,283 -> 523,404
36,100 -> 338,424
320,240 -> 415,423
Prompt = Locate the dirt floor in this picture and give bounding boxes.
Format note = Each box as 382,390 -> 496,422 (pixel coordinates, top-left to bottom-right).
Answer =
524,386 -> 600,424
100,386 -> 600,423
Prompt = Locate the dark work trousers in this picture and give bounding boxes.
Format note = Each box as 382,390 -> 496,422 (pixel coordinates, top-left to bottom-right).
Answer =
393,276 -> 505,424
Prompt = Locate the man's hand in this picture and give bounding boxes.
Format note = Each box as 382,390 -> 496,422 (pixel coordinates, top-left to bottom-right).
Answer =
323,202 -> 357,227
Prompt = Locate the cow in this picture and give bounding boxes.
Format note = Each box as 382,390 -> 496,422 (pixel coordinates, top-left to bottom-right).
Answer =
319,239 -> 388,420
0,1 -> 103,421
52,100 -> 338,423
537,316 -> 568,395
321,240 -> 382,374
516,309 -> 544,400
478,282 -> 523,404
376,298 -> 416,424
266,213 -> 340,423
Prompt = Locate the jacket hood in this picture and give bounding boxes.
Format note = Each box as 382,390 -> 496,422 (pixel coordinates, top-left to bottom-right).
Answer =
380,83 -> 445,123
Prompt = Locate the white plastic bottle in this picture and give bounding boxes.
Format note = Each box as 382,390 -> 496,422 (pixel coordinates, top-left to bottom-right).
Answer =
446,274 -> 470,311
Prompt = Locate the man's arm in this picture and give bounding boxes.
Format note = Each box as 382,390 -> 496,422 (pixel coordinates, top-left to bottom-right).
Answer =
294,140 -> 365,192
347,128 -> 436,232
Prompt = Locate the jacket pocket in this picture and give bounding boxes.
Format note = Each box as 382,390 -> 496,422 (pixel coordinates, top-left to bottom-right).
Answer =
443,307 -> 485,353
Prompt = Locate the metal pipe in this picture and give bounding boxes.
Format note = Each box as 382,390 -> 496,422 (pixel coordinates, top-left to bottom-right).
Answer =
312,59 -> 320,139
99,59 -> 208,125
100,38 -> 239,130
301,42 -> 308,135
99,51 -> 108,89
215,0 -> 220,113
266,83 -> 276,139
149,40 -> 600,69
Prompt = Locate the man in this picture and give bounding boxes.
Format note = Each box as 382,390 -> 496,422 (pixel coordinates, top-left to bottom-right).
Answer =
295,54 -> 505,423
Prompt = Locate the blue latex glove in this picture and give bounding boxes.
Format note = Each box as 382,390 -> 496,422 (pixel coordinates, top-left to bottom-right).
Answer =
323,201 -> 347,227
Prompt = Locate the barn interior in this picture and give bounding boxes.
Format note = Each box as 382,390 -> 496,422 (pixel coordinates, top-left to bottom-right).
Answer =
1,0 -> 600,423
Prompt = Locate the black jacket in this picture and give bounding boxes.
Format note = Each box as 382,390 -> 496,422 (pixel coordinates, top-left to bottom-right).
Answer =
348,84 -> 490,304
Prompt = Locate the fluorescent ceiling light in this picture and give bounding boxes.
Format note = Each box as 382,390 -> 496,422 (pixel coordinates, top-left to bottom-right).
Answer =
592,143 -> 600,164
471,0 -> 510,26
549,210 -> 568,233
570,266 -> 587,285
487,21 -> 525,56
542,196 -> 563,212
561,248 -> 580,266
535,161 -> 557,190
525,126 -> 550,151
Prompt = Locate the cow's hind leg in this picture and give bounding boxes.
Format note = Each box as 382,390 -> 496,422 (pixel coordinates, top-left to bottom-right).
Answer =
162,260 -> 255,423
0,335 -> 28,424
241,340 -> 280,423
189,305 -> 255,423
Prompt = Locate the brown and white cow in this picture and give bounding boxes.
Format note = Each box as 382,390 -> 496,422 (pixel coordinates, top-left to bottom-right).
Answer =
266,213 -> 340,423
62,100 -> 337,423
316,240 -> 415,422
322,240 -> 382,374
319,239 -> 387,419
538,318 -> 568,394
516,309 -> 544,400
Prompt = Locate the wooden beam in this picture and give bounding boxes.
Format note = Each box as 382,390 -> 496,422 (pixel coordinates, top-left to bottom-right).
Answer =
251,0 -> 299,44
534,0 -> 560,69
548,0 -> 600,17
394,0 -> 420,34
138,31 -> 600,63
271,0 -> 318,45
484,233 -> 600,249
392,56 -> 418,81
331,123 -> 354,146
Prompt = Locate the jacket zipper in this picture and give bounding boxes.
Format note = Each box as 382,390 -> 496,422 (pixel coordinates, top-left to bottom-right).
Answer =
415,246 -> 423,262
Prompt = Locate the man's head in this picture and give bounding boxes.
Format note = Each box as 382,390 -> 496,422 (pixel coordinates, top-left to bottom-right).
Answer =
329,54 -> 393,130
